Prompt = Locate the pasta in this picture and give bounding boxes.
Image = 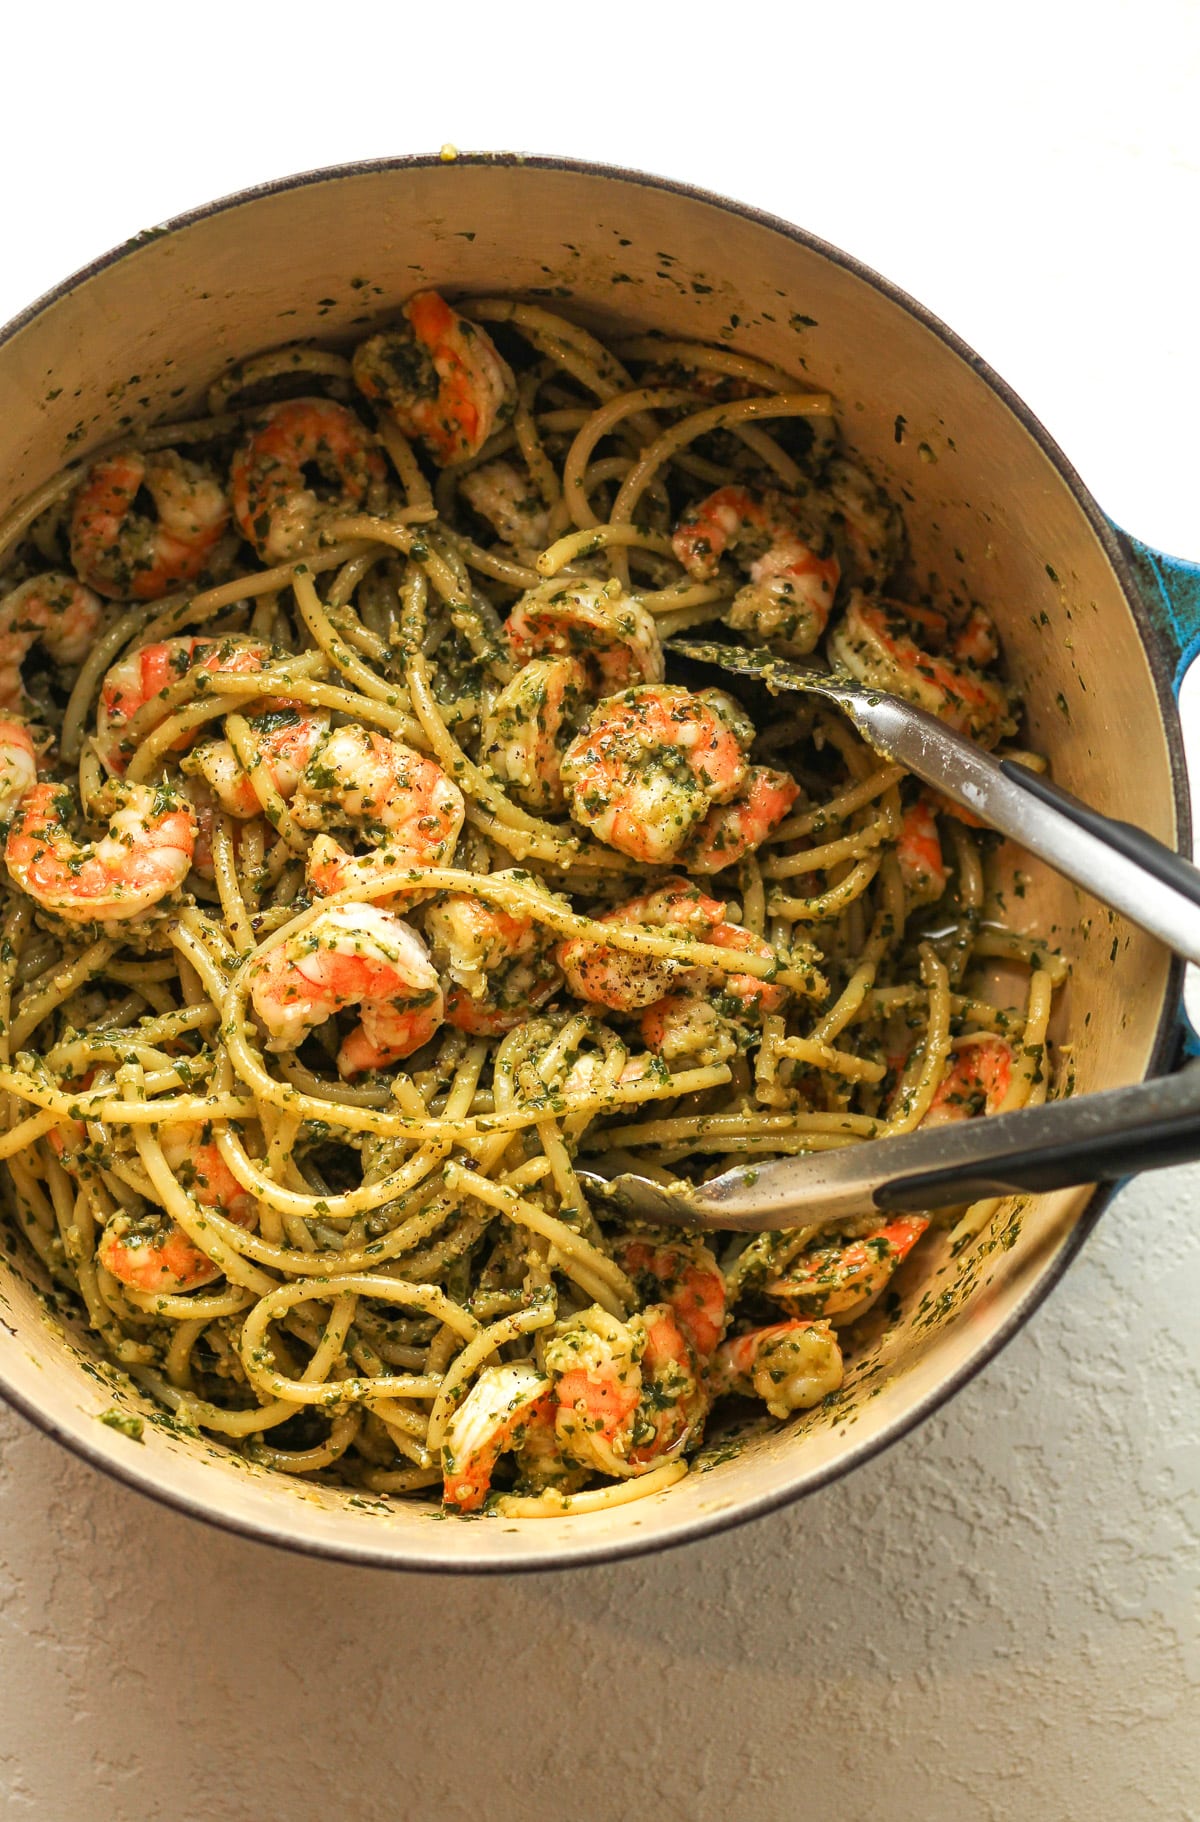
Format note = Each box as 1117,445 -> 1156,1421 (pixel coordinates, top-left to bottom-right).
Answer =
0,289 -> 1065,1516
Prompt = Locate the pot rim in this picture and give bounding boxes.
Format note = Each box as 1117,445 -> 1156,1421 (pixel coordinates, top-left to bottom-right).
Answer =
0,150 -> 1187,1573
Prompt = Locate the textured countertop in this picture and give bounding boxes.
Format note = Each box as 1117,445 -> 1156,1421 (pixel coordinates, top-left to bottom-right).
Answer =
1,7 -> 1197,1818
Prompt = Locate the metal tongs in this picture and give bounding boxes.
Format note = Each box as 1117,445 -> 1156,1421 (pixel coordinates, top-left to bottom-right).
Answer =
576,640 -> 1200,1230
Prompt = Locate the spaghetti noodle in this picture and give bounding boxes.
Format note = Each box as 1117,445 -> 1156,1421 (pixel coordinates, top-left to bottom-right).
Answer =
0,291 -> 1064,1516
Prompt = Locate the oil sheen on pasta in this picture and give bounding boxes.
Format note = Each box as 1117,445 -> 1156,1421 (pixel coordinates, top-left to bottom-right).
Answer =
0,292 -> 1066,1517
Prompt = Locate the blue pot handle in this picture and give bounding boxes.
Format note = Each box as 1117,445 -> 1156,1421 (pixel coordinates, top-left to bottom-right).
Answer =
1110,524 -> 1200,1055
1111,526 -> 1200,689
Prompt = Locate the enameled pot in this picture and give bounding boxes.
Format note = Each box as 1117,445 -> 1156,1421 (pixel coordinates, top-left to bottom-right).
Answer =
1,154 -> 1197,1572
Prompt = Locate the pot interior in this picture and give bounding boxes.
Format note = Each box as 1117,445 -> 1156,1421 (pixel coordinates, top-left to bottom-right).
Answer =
0,158 -> 1180,1568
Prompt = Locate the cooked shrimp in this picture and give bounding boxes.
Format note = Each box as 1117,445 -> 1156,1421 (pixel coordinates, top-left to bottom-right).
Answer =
558,876 -> 784,1066
637,996 -> 736,1065
638,918 -> 785,1064
673,485 -> 840,655
710,1319 -> 844,1417
230,398 -> 385,562
544,1305 -> 645,1477
247,902 -> 444,1077
640,994 -> 748,1068
98,1213 -> 223,1296
290,724 -> 465,863
459,459 -> 551,555
511,1400 -> 589,1495
559,1050 -> 654,1101
924,1035 -> 1013,1124
952,602 -> 1001,668
896,795 -> 948,903
0,573 -> 104,713
561,881 -> 785,1064
672,485 -> 793,583
100,635 -> 213,737
160,1123 -> 257,1222
560,684 -> 750,863
0,719 -> 38,821
424,880 -> 562,1036
765,1215 -> 929,1324
5,779 -> 195,922
821,455 -> 905,590
184,707 -> 330,819
478,655 -> 588,813
70,449 -> 230,599
293,726 -> 466,897
613,1236 -> 727,1361
829,590 -> 1015,745
685,920 -> 784,1019
505,578 -> 665,690
545,1301 -> 707,1476
352,290 -> 515,466
97,634 -> 275,774
441,1360 -> 554,1512
301,836 -> 376,900
558,878 -> 731,1012
682,764 -> 799,874
98,1120 -> 258,1295
627,1303 -> 707,1467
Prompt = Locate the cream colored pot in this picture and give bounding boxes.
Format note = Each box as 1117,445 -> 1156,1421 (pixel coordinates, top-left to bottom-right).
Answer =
0,156 -> 1190,1571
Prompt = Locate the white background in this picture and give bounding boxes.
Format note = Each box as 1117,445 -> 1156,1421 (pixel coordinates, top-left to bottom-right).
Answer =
1,4 -> 1198,1818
